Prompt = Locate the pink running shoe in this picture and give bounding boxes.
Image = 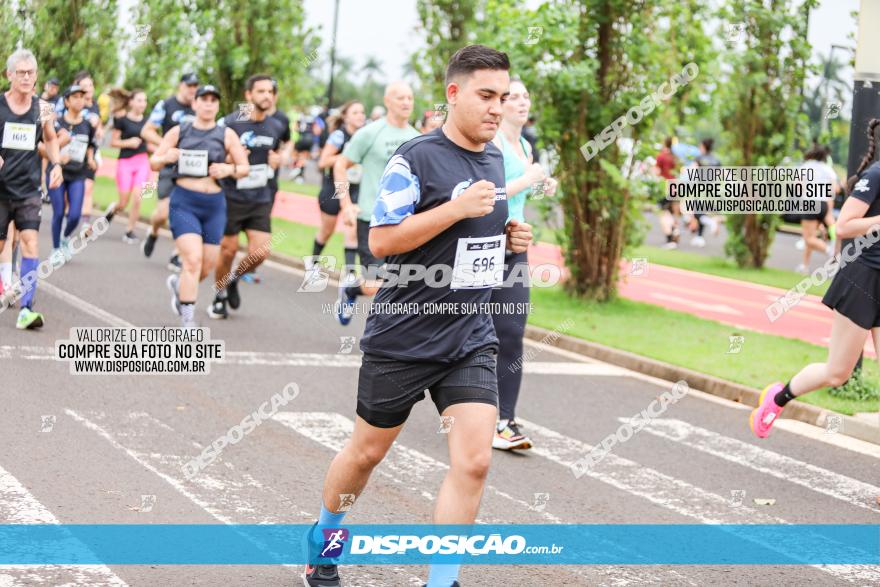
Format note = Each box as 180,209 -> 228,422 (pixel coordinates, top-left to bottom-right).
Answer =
750,382 -> 785,439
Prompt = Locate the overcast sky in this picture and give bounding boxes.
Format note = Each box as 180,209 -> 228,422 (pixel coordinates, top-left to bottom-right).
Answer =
303,0 -> 860,88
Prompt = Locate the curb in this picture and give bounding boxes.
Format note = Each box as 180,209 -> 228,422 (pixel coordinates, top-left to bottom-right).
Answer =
523,325 -> 880,446
112,206 -> 877,445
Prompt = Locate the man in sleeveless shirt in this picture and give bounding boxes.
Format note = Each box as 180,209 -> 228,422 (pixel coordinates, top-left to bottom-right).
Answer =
0,49 -> 64,329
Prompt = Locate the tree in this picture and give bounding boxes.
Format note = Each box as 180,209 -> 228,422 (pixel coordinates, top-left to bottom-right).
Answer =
471,0 -> 700,300
0,0 -> 120,90
411,0 -> 480,103
804,49 -> 850,143
0,4 -> 26,69
361,55 -> 383,87
187,0 -> 320,114
124,0 -> 201,106
718,0 -> 816,268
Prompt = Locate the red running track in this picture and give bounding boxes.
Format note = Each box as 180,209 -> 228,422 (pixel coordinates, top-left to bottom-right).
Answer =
96,157 -> 876,357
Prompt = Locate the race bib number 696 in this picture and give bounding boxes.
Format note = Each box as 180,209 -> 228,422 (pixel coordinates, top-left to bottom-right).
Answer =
450,234 -> 506,290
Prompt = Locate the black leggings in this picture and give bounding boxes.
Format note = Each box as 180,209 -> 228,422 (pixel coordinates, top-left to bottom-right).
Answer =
490,251 -> 530,421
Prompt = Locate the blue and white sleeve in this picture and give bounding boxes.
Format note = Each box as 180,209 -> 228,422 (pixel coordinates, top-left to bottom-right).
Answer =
327,129 -> 345,150
370,154 -> 421,227
147,101 -> 166,126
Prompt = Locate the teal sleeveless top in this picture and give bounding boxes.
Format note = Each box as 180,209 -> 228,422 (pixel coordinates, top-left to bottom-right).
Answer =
498,132 -> 532,223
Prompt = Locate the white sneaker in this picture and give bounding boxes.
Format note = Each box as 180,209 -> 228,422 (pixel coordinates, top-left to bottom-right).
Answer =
690,236 -> 706,248
794,264 -> 808,275
49,248 -> 66,267
795,238 -> 805,251
661,241 -> 678,250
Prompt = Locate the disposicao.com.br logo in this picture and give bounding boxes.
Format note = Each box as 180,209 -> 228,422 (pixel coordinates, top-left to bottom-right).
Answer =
324,528 -> 563,558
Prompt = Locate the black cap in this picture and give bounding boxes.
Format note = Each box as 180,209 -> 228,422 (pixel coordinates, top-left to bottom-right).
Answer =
180,73 -> 199,85
47,77 -> 60,87
195,84 -> 221,99
63,84 -> 85,99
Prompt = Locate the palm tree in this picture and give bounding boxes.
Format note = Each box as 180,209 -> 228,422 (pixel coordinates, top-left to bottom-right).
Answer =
805,48 -> 851,138
361,55 -> 383,86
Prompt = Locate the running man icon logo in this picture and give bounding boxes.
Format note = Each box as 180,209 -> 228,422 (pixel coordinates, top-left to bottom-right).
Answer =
725,23 -> 747,43
333,181 -> 349,199
727,335 -> 745,354
298,256 -> 333,292
524,26 -> 543,45
729,489 -> 745,507
141,181 -> 157,199
437,415 -> 455,434
825,414 -> 842,434
320,528 -> 349,558
39,102 -> 55,124
338,336 -> 356,354
237,102 -> 254,121
135,24 -> 151,43
530,493 -> 550,512
139,494 -> 156,512
40,415 -> 56,432
824,103 -> 841,120
629,257 -> 648,276
529,181 -> 545,200
337,493 -> 356,512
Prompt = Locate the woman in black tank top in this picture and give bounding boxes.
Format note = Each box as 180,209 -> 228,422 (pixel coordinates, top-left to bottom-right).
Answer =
109,88 -> 152,242
149,85 -> 249,328
311,100 -> 365,276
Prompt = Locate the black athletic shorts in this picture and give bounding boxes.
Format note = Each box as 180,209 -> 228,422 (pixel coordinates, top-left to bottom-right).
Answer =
357,219 -> 383,274
318,182 -> 359,216
822,258 -> 880,329
224,198 -> 272,235
357,345 -> 499,428
0,196 -> 42,238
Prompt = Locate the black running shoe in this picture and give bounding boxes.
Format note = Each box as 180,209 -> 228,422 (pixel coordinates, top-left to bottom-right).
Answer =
142,233 -> 157,258
303,563 -> 341,586
207,296 -> 228,320
167,254 -> 182,273
303,522 -> 341,586
226,278 -> 241,310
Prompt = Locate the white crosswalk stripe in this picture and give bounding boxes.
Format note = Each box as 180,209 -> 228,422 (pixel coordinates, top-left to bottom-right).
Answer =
0,463 -> 128,586
64,409 -> 408,587
272,411 -> 699,586
517,417 -> 880,584
630,417 -> 880,513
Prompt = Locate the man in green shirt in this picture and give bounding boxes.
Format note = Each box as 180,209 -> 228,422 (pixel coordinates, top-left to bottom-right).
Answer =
332,81 -> 419,325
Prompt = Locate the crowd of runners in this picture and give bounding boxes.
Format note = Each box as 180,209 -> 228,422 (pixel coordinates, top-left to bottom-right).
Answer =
1,42 -> 879,587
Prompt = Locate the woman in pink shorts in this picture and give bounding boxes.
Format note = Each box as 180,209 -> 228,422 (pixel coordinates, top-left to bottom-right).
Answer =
110,88 -> 152,243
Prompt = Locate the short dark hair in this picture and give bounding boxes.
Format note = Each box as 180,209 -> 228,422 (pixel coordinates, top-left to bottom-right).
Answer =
246,74 -> 274,92
445,45 -> 510,87
701,138 -> 714,153
73,70 -> 91,84
663,137 -> 673,149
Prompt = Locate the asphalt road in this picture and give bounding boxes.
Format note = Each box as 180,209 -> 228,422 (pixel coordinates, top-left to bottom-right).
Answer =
1,209 -> 878,586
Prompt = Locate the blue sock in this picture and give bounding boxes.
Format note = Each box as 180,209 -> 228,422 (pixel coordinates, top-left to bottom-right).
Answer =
427,563 -> 460,587
19,257 -> 39,309
314,503 -> 347,541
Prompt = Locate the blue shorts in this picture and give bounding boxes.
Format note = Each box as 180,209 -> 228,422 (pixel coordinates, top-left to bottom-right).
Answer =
169,186 -> 226,245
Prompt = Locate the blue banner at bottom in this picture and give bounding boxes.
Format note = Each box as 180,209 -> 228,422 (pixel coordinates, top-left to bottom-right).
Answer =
0,524 -> 877,565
